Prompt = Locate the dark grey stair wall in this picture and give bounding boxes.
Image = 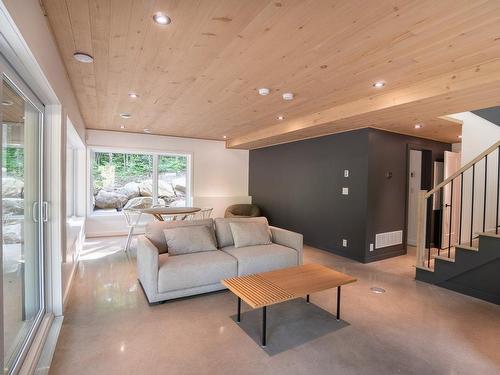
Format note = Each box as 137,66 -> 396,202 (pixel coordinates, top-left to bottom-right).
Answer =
441,258 -> 500,304
416,235 -> 500,305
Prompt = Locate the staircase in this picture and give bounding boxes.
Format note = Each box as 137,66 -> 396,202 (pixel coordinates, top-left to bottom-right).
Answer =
415,140 -> 500,305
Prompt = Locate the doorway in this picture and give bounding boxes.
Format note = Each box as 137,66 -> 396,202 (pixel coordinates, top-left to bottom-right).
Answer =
406,148 -> 434,247
407,150 -> 422,246
1,63 -> 45,374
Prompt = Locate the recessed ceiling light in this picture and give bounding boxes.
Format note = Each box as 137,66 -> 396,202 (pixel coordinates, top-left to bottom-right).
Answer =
372,81 -> 385,88
277,115 -> 285,120
120,125 -> 125,129
128,92 -> 138,99
153,12 -> 171,25
414,123 -> 423,129
73,52 -> 94,63
282,92 -> 294,101
143,128 -> 152,133
223,135 -> 227,139
258,88 -> 270,96
1,100 -> 13,106
120,113 -> 132,119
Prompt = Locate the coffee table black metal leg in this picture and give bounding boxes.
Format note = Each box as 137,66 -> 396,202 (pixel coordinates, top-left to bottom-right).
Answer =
336,286 -> 341,320
306,294 -> 310,303
262,306 -> 267,347
237,297 -> 241,323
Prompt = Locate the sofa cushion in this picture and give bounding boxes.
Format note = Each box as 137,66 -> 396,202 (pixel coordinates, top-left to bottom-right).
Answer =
163,226 -> 217,256
145,219 -> 214,254
229,222 -> 271,248
222,243 -> 298,276
214,217 -> 269,248
158,251 -> 237,293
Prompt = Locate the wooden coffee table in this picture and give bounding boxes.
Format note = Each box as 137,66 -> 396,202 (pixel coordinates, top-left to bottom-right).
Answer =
222,263 -> 357,347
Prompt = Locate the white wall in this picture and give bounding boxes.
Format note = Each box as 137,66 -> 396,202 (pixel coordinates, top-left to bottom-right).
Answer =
62,119 -> 86,307
449,112 -> 500,241
85,130 -> 250,237
1,0 -> 89,323
453,112 -> 500,165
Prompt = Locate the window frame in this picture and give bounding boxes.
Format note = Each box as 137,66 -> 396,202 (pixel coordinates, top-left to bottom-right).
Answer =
87,146 -> 193,217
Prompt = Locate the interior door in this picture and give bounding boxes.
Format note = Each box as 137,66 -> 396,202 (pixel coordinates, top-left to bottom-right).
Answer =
407,150 -> 422,246
441,151 -> 461,249
1,68 -> 44,374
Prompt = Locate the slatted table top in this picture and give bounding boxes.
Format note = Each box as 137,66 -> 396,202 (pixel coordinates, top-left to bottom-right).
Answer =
222,263 -> 357,309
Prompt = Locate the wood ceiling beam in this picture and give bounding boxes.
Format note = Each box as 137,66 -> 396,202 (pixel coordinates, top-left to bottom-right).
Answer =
226,59 -> 500,149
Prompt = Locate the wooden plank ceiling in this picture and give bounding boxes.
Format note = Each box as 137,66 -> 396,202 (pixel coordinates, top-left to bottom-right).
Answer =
41,0 -> 500,149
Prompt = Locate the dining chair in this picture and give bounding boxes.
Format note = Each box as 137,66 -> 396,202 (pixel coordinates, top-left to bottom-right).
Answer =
188,208 -> 213,220
122,208 -> 143,256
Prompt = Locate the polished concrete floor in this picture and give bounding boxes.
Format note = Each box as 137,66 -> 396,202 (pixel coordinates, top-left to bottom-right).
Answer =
49,237 -> 500,375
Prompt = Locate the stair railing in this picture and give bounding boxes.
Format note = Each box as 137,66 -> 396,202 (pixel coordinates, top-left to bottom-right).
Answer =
416,139 -> 500,269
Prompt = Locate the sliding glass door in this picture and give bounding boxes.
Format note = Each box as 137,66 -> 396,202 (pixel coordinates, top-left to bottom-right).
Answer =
1,70 -> 44,373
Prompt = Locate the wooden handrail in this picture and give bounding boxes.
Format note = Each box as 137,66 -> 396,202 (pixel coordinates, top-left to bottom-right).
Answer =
424,139 -> 500,199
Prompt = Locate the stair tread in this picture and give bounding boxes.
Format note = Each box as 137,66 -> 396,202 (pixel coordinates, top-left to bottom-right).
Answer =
435,255 -> 455,263
478,232 -> 500,239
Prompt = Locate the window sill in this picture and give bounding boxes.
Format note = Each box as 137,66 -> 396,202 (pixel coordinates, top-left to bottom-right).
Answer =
87,211 -> 123,218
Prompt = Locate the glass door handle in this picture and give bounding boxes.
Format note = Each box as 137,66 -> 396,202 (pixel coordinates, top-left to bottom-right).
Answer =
42,201 -> 48,222
32,201 -> 39,223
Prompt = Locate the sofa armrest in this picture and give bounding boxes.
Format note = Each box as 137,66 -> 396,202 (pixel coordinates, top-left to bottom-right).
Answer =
270,226 -> 303,265
137,235 -> 160,299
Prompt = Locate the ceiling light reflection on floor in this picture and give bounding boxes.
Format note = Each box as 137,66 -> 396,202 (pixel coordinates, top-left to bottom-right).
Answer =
370,287 -> 386,294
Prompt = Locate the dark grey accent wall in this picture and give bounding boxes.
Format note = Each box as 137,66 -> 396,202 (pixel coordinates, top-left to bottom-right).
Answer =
249,128 -> 451,263
365,129 -> 451,262
249,129 -> 369,262
472,106 -> 500,126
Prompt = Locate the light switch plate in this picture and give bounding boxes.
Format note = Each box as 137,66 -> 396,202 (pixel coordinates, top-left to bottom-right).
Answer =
369,243 -> 374,252
342,239 -> 348,247
342,187 -> 349,195
344,170 -> 349,178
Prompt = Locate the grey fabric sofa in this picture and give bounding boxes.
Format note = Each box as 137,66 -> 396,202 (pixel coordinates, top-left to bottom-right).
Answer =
137,217 -> 303,304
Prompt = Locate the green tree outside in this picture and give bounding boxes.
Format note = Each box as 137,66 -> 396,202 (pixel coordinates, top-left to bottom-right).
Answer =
92,152 -> 187,191
3,147 -> 24,178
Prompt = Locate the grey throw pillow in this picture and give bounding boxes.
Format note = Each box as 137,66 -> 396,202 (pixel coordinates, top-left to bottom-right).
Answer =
163,225 -> 217,255
229,222 -> 272,248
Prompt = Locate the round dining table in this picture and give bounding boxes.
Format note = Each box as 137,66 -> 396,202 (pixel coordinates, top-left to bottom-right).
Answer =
138,206 -> 201,221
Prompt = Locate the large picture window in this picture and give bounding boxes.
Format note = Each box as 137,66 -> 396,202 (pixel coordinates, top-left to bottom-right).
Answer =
90,150 -> 190,213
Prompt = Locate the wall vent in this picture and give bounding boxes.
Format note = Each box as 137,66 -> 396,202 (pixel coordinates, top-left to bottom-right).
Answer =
375,230 -> 403,249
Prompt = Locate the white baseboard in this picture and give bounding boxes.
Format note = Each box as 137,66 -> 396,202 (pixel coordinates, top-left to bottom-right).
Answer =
18,313 -> 55,375
33,316 -> 63,375
62,262 -> 77,310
